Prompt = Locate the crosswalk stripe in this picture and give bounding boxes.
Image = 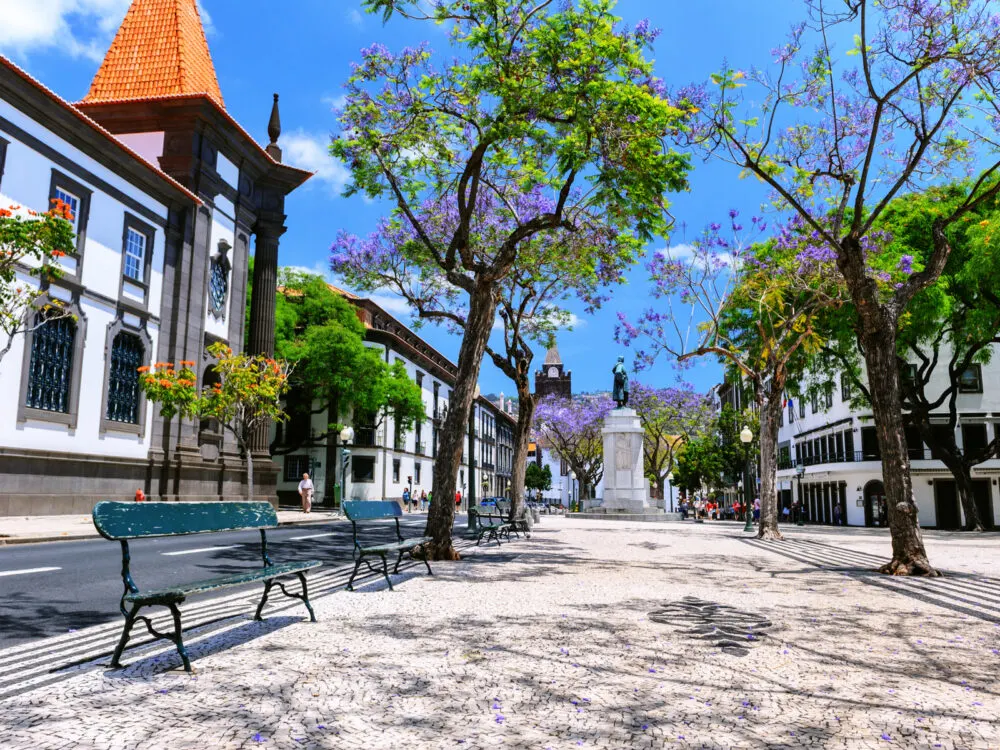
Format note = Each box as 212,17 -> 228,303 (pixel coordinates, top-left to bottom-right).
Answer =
0,567 -> 61,578
162,545 -> 242,556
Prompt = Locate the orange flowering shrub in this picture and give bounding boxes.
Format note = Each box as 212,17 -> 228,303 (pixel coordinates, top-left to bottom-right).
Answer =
0,203 -> 76,363
139,361 -> 199,419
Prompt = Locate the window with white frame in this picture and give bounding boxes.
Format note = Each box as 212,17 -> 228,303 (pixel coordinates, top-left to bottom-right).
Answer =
124,227 -> 146,282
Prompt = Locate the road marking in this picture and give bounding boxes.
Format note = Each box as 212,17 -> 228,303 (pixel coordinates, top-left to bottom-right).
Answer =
0,567 -> 61,578
288,532 -> 339,541
162,545 -> 240,557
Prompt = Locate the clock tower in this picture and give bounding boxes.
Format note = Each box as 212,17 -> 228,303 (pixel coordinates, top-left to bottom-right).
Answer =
534,343 -> 572,400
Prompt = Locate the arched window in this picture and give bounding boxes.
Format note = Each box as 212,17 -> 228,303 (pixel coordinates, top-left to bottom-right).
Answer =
25,315 -> 77,413
106,332 -> 143,424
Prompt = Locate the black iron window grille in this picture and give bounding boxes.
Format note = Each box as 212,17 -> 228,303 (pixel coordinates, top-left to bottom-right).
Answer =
209,259 -> 229,314
26,315 -> 76,413
107,332 -> 143,424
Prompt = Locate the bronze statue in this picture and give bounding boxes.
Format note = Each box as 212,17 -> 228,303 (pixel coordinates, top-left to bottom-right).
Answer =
612,356 -> 629,408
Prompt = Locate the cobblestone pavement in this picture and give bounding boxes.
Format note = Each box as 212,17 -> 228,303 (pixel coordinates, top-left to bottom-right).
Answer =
2,519 -> 1000,749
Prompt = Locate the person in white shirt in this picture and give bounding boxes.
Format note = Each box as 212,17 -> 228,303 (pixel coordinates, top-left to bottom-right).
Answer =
298,473 -> 314,513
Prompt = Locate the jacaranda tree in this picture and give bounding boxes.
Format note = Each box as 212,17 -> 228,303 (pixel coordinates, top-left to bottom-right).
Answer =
618,215 -> 843,539
331,0 -> 691,559
673,0 -> 1000,573
533,394 -> 614,503
629,382 -> 715,506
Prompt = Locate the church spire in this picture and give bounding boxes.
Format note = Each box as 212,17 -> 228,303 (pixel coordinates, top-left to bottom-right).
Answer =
543,343 -> 562,367
82,0 -> 225,108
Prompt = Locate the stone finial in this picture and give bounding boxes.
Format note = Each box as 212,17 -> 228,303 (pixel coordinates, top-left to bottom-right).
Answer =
266,93 -> 282,162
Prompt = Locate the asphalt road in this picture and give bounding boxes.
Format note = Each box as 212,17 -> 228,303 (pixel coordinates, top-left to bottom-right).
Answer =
0,515 -> 461,649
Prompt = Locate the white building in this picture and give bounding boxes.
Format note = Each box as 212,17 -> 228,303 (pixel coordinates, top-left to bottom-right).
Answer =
272,292 -> 516,509
0,0 -> 310,515
775,354 -> 1000,528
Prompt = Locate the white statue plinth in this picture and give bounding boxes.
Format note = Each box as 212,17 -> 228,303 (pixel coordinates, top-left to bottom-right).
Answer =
601,408 -> 650,513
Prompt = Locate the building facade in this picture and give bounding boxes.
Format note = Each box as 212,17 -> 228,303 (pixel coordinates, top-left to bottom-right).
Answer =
0,0 -> 309,515
775,356 -> 1000,528
272,293 -> 516,509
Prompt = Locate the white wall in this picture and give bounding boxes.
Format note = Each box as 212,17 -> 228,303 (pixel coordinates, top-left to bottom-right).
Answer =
0,97 -> 170,459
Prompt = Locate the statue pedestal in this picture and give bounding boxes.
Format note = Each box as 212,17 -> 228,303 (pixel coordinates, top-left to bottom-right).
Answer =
601,408 -> 650,513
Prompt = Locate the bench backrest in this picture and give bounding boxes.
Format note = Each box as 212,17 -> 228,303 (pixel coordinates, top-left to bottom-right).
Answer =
343,500 -> 402,521
92,501 -> 279,540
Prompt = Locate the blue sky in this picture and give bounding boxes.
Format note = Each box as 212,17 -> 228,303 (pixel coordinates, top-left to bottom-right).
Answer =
0,0 -> 809,398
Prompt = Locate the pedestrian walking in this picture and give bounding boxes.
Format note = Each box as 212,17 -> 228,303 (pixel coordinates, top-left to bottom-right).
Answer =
833,503 -> 842,526
402,487 -> 411,512
298,473 -> 314,513
752,497 -> 760,523
455,490 -> 462,510
782,505 -> 790,523
420,490 -> 428,511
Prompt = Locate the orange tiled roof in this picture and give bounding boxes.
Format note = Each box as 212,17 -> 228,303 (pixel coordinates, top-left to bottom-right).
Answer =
82,0 -> 224,108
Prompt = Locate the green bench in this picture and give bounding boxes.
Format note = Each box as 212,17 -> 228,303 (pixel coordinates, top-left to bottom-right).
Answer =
92,501 -> 322,673
469,503 -> 513,546
343,501 -> 433,591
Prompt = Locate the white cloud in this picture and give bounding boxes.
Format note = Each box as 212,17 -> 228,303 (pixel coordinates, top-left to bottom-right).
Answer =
0,0 -> 214,62
280,129 -> 350,195
348,9 -> 364,27
370,293 -> 415,317
322,93 -> 348,111
560,313 -> 586,330
657,243 -> 697,260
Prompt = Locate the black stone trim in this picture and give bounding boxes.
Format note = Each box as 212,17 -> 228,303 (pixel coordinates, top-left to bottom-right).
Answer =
0,136 -> 8,191
99,315 -> 153,437
48,169 -> 92,279
118,212 -> 155,310
0,114 -> 168,229
17,292 -> 88,429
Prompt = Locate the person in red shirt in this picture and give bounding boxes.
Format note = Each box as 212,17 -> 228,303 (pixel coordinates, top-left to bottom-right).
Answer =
455,490 -> 462,509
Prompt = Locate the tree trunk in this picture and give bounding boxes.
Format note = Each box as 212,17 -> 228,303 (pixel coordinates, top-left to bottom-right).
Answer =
509,383 -> 536,523
756,387 -> 784,540
424,281 -> 497,560
924,430 -> 984,532
861,331 -> 940,575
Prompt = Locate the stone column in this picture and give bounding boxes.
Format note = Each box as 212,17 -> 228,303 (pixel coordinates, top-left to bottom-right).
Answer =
247,220 -> 285,454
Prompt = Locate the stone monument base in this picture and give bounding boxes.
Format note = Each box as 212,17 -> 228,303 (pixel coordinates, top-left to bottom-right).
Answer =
601,407 -> 650,513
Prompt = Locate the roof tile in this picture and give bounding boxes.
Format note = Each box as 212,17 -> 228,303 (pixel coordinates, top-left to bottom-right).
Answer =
82,0 -> 224,108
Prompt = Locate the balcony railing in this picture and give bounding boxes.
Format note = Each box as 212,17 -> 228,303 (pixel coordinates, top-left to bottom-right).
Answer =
416,442 -> 426,455
354,427 -> 378,447
778,448 -> 947,471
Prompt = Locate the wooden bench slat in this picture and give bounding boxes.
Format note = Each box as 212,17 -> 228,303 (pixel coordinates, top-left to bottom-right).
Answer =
360,537 -> 433,554
125,561 -> 322,605
93,501 -> 278,540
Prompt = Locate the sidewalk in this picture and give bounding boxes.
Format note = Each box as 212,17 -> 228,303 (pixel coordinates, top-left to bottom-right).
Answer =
0,507 -> 344,545
2,518 -> 1000,749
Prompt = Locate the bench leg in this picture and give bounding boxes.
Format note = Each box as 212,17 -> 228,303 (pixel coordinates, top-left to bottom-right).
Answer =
393,549 -> 405,574
347,556 -> 364,591
423,555 -> 433,577
381,554 -> 394,591
254,580 -> 274,621
168,603 -> 192,673
296,572 -> 317,622
110,603 -> 140,669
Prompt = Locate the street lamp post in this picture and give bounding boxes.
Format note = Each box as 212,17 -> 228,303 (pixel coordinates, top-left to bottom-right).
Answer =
339,426 -> 354,509
795,463 -> 806,526
740,425 -> 755,533
569,470 -> 577,512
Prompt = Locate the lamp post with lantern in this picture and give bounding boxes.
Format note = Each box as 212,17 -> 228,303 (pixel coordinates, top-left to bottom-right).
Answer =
740,424 -> 755,533
339,425 -> 354,509
569,470 -> 577,512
